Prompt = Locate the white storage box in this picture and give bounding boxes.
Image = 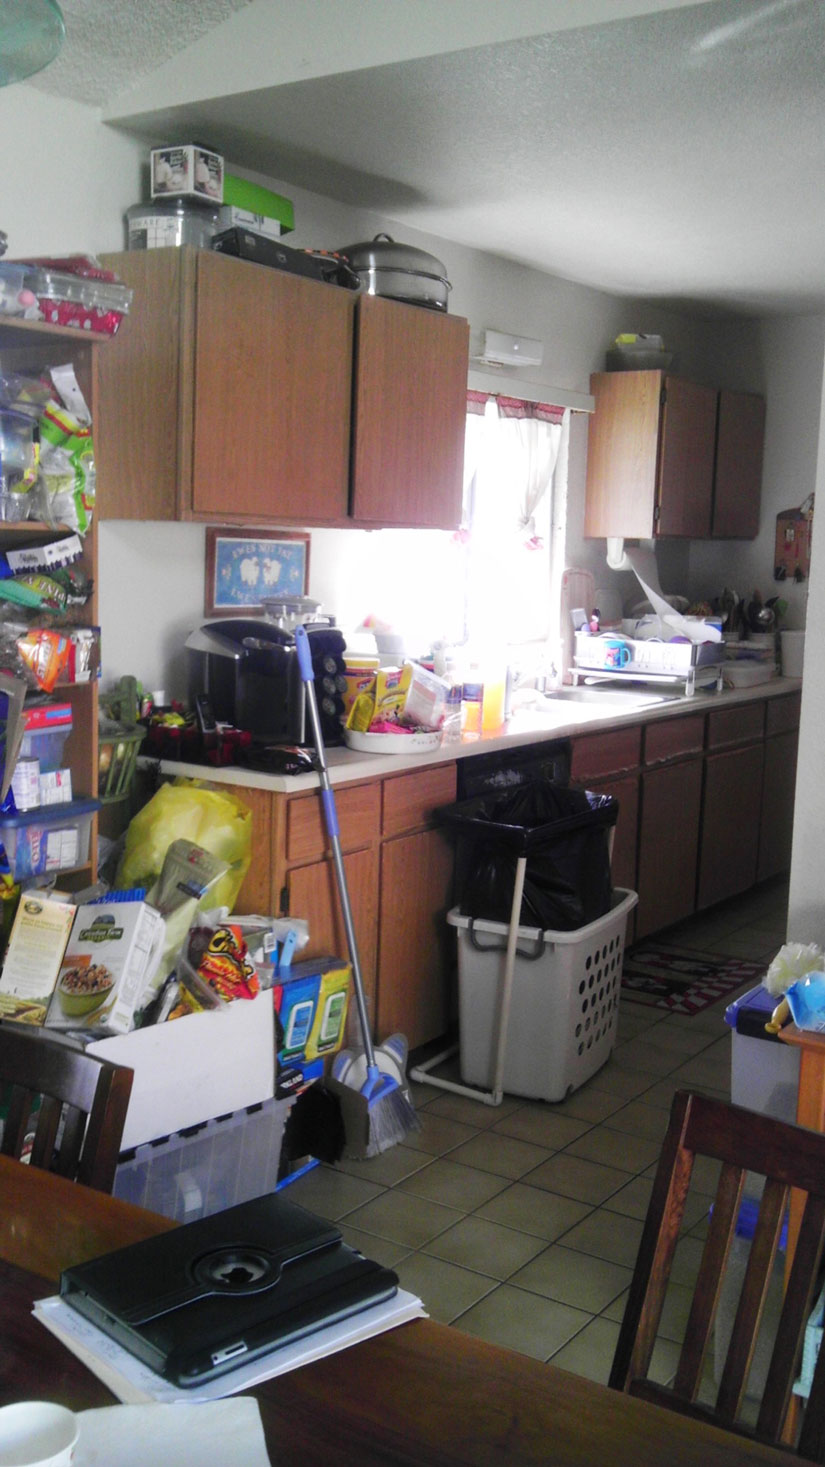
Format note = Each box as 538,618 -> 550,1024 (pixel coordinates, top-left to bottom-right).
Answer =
447,888 -> 638,1102
113,1096 -> 292,1223
88,990 -> 275,1150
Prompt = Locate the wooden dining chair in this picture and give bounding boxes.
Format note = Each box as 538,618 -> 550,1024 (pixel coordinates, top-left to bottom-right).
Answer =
0,1023 -> 133,1193
609,1088 -> 825,1461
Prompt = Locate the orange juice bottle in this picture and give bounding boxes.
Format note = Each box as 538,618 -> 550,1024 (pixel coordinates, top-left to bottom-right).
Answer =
481,658 -> 507,732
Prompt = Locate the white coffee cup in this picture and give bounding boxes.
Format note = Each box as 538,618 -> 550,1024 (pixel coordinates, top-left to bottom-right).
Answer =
0,1402 -> 78,1467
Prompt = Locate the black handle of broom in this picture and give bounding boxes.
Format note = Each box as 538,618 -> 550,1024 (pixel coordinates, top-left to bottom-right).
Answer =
295,627 -> 377,1071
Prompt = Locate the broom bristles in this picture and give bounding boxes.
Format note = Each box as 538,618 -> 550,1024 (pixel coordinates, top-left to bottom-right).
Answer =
365,1082 -> 421,1157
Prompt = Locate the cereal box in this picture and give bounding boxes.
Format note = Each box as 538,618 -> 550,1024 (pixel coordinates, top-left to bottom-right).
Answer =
0,891 -> 76,1025
45,900 -> 166,1036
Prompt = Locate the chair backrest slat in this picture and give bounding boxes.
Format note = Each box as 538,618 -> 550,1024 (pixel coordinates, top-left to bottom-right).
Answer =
717,1175 -> 788,1420
0,1024 -> 133,1194
673,1159 -> 743,1399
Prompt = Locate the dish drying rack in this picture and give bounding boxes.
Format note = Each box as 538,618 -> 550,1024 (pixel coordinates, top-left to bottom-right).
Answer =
572,631 -> 725,697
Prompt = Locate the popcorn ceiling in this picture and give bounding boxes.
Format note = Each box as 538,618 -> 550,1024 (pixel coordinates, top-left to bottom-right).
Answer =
27,0 -> 253,107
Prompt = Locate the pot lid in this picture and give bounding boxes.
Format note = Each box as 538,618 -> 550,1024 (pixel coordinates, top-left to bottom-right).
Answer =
338,233 -> 449,281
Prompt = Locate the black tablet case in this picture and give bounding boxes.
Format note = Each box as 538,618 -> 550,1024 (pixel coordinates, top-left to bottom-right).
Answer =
60,1192 -> 398,1387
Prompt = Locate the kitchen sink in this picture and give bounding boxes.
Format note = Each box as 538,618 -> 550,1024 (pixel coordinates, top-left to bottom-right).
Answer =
543,685 -> 684,708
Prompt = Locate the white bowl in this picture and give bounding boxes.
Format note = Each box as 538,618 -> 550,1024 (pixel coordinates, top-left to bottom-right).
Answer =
343,727 -> 441,754
0,1402 -> 78,1467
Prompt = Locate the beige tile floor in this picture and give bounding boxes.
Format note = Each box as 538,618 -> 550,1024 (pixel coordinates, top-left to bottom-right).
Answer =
286,879 -> 789,1386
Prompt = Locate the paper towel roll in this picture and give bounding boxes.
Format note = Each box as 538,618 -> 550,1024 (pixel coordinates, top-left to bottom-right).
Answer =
624,545 -> 721,644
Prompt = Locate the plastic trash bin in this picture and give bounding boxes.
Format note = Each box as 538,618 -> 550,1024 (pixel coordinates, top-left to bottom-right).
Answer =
724,985 -> 800,1124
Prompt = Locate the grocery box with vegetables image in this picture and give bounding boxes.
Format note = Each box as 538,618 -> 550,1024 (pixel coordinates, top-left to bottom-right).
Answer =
45,899 -> 165,1035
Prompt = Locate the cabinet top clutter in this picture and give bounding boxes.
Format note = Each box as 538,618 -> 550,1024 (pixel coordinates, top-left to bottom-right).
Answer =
584,369 -> 765,541
96,246 -> 470,531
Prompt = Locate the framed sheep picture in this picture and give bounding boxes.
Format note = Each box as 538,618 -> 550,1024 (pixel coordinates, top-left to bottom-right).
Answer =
204,527 -> 310,616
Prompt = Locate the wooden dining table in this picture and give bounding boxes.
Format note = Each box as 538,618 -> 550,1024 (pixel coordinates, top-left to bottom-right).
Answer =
0,1155 -> 810,1466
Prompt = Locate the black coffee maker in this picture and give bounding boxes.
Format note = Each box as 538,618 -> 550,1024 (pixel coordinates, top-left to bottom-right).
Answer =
186,618 -> 346,748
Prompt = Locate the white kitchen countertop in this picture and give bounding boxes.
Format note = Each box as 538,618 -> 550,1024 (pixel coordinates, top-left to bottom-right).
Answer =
142,677 -> 802,794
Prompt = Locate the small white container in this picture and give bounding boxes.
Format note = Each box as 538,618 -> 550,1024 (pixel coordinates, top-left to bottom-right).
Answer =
781,629 -> 805,678
0,1401 -> 78,1466
448,888 -> 637,1101
150,144 -> 224,202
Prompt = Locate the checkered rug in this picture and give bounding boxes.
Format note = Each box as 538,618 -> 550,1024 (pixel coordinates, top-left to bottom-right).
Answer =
621,945 -> 765,1015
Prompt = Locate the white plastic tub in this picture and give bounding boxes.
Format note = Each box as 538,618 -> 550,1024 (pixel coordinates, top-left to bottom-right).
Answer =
448,887 -> 638,1102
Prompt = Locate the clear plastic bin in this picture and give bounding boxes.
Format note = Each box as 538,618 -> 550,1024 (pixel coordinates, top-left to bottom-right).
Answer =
20,703 -> 73,773
0,796 -> 99,878
23,266 -> 132,335
113,1098 -> 293,1222
447,888 -> 638,1101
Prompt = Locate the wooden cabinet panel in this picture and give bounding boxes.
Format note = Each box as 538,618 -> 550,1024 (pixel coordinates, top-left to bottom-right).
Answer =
350,294 -> 469,528
218,782 -> 275,915
584,372 -> 716,540
644,714 -> 705,766
766,692 -> 801,736
707,702 -> 765,750
582,773 -> 639,897
286,783 -> 380,862
758,730 -> 799,882
191,252 -> 353,522
636,759 -> 703,939
656,377 -> 717,538
571,726 -> 642,781
382,764 -> 457,838
377,828 -> 455,1049
97,248 -> 189,520
712,389 -> 765,539
287,848 -> 380,1042
584,371 -> 662,539
698,743 -> 765,909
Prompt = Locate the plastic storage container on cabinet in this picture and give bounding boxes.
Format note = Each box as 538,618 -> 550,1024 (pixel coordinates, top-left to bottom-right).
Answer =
0,796 -> 100,879
447,888 -> 638,1101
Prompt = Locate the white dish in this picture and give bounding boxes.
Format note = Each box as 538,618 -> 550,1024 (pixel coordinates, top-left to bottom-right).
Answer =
343,727 -> 442,754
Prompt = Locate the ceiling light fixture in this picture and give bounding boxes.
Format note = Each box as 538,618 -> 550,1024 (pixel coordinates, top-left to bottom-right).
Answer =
0,0 -> 65,87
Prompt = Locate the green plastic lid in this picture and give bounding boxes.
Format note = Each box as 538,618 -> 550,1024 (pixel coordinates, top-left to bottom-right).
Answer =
223,174 -> 294,232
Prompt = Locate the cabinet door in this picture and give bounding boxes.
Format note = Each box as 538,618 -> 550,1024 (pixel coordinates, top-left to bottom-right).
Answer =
97,247 -> 190,520
286,849 -> 380,1043
350,294 -> 469,527
712,389 -> 765,539
758,730 -> 799,882
192,253 -> 354,522
636,759 -> 703,939
377,828 -> 455,1049
584,371 -> 662,539
656,377 -> 717,537
697,743 -> 765,910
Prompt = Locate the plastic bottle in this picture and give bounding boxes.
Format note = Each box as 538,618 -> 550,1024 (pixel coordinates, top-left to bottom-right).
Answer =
442,683 -> 463,743
481,659 -> 507,733
461,678 -> 484,738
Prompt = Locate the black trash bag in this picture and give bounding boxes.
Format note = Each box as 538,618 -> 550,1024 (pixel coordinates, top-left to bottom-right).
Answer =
441,781 -> 618,933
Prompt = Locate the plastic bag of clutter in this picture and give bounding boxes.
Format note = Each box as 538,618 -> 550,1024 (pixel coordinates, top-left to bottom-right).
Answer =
117,780 -> 252,910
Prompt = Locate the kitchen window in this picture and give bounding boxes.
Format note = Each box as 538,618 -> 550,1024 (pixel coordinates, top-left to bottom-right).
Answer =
461,392 -> 569,662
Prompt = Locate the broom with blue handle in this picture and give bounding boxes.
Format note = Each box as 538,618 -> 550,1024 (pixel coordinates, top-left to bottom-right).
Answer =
294,625 -> 419,1156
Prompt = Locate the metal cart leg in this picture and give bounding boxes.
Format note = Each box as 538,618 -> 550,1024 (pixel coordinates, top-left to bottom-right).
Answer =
408,854 -> 528,1107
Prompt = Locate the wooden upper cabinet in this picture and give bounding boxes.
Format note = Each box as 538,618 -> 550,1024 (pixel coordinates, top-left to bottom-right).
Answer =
711,388 -> 765,539
97,247 -> 354,524
584,371 -> 717,540
350,294 -> 470,528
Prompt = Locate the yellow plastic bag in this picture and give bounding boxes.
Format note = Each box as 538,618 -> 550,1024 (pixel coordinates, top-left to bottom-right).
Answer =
117,779 -> 252,914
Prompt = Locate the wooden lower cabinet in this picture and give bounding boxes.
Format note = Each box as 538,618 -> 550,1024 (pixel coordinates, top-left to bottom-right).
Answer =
758,729 -> 799,882
377,827 -> 455,1049
636,759 -> 703,940
697,743 -> 765,910
286,848 -> 380,1046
